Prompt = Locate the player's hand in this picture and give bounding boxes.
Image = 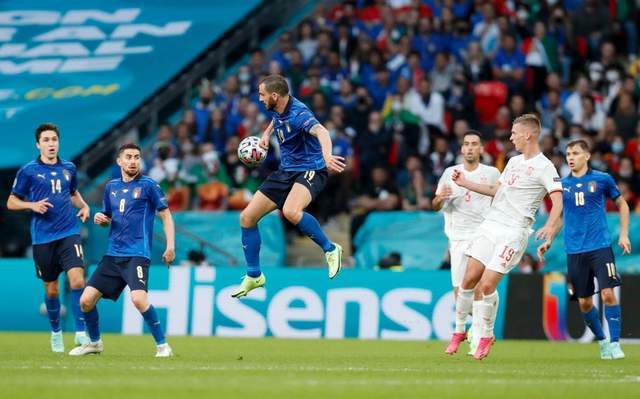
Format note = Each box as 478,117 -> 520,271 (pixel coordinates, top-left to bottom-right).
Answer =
31,198 -> 53,214
535,225 -> 555,242
94,212 -> 111,226
77,206 -> 90,223
259,134 -> 270,150
619,235 -> 632,254
451,169 -> 467,188
438,185 -> 453,199
325,155 -> 346,173
162,248 -> 175,267
537,240 -> 552,262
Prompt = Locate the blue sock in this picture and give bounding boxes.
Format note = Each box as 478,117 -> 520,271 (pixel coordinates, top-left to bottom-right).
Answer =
242,227 -> 261,277
297,212 -> 335,252
70,288 -> 85,332
583,307 -> 605,341
83,307 -> 100,342
142,305 -> 166,345
44,295 -> 61,332
605,305 -> 622,343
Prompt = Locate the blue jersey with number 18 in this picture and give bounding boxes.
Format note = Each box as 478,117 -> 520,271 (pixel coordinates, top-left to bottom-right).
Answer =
561,169 -> 620,254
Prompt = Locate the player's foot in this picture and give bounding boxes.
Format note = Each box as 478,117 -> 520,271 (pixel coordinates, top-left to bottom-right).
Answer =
610,342 -> 625,360
74,331 -> 90,346
231,274 -> 266,298
50,331 -> 64,353
68,340 -> 104,356
445,332 -> 467,355
326,243 -> 343,279
474,337 -> 494,360
155,343 -> 173,358
598,339 -> 612,360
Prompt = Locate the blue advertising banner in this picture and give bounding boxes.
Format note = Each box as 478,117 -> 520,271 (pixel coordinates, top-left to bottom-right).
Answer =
0,1 -> 262,168
0,260 -> 509,340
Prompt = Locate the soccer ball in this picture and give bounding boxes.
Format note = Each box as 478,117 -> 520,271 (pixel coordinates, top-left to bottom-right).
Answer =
237,136 -> 267,167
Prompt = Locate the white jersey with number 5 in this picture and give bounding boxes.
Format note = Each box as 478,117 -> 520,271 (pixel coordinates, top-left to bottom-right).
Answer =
485,153 -> 562,228
436,164 -> 501,241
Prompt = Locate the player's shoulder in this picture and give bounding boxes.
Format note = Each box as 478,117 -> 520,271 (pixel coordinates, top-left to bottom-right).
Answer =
105,178 -> 120,189
479,163 -> 500,174
443,165 -> 459,175
139,175 -> 161,188
59,158 -> 76,170
590,169 -> 613,181
18,160 -> 40,174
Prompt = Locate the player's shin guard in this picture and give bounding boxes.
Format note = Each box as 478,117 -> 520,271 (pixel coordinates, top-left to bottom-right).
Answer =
241,227 -> 261,277
471,300 -> 482,344
583,307 -> 606,341
70,288 -> 85,332
480,291 -> 498,338
83,307 -> 101,342
142,305 -> 166,345
44,295 -> 61,332
604,305 -> 621,343
296,212 -> 335,252
455,288 -> 474,333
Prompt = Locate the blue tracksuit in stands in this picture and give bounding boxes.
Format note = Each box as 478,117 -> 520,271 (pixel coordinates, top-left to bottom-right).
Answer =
243,96 -> 335,278
561,169 -> 622,342
11,157 -> 85,333
84,174 -> 169,346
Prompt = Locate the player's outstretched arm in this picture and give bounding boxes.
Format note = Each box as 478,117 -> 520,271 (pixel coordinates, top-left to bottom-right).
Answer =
259,120 -> 274,149
615,196 -> 632,254
535,191 -> 563,262
7,194 -> 53,214
309,124 -> 346,173
451,169 -> 499,197
70,191 -> 90,223
158,208 -> 175,267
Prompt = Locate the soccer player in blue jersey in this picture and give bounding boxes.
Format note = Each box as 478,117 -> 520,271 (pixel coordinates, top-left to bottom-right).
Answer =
7,123 -> 91,352
231,74 -> 346,298
540,139 -> 631,360
69,143 -> 175,357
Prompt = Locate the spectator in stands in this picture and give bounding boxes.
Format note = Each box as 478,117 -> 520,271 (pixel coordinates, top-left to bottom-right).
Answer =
472,3 -> 500,57
350,165 -> 400,252
149,145 -> 179,192
429,52 -> 455,95
612,92 -> 639,140
356,111 -> 393,187
569,0 -> 611,59
193,84 -> 214,142
492,33 -> 526,94
397,154 -> 431,211
463,41 -> 492,83
578,95 -> 606,134
297,19 -> 318,64
429,135 -> 455,179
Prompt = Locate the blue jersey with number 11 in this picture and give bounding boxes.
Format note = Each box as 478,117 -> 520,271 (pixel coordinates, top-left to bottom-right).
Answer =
561,169 -> 620,254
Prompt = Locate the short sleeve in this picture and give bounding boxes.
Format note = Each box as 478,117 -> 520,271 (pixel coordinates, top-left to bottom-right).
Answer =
541,164 -> 562,194
294,110 -> 319,134
490,168 -> 501,184
11,167 -> 30,199
435,168 -> 451,195
604,174 -> 621,200
147,181 -> 168,211
69,165 -> 78,194
498,159 -> 513,185
102,183 -> 112,217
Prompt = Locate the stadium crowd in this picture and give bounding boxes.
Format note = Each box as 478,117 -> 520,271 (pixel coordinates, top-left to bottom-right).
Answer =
144,0 -> 640,228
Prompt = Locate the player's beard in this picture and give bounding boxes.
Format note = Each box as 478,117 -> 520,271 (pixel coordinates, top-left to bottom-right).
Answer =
124,167 -> 139,178
265,97 -> 277,111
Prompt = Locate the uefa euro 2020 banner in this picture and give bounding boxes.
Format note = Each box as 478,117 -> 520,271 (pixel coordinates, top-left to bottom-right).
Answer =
0,260 -> 509,340
0,1 -> 261,169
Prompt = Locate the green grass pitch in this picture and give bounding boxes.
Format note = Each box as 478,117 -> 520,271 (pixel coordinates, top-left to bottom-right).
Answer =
0,333 -> 638,399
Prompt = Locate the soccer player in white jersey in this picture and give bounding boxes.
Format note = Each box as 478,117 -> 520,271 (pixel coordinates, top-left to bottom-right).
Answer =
434,131 -> 500,353
444,114 -> 563,360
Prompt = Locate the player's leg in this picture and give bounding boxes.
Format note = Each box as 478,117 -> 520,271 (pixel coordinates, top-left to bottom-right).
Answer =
68,286 -> 104,355
473,269 -> 504,360
284,171 -> 342,278
593,248 -> 623,359
232,191 -> 278,298
126,257 -> 171,356
34,241 -> 65,352
445,256 -> 484,354
59,235 -> 88,344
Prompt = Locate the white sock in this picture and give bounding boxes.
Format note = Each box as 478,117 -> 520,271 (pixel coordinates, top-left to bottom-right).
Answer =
491,291 -> 500,321
455,288 -> 474,333
472,300 -> 482,345
480,291 -> 498,338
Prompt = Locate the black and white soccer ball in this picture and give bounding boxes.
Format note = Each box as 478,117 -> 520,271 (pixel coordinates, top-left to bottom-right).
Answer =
237,136 -> 267,167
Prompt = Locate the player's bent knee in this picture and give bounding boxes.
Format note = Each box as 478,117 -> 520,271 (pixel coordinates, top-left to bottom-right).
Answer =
130,293 -> 149,311
600,289 -> 617,305
239,210 -> 257,228
68,276 -> 85,289
282,207 -> 302,224
79,296 -> 95,312
578,298 -> 593,313
44,282 -> 59,298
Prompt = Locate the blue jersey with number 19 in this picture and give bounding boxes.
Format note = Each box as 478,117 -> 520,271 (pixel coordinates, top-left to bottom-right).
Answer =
11,158 -> 80,245
561,169 -> 620,254
102,175 -> 168,259
271,96 -> 326,171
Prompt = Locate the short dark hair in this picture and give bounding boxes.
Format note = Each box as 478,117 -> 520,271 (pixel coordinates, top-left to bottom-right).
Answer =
118,143 -> 141,156
35,123 -> 59,142
463,129 -> 483,142
566,139 -> 590,152
259,74 -> 289,96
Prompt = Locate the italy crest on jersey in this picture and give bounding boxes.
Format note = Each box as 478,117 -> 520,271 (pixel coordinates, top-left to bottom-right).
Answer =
588,181 -> 597,193
133,187 -> 142,199
62,170 -> 70,181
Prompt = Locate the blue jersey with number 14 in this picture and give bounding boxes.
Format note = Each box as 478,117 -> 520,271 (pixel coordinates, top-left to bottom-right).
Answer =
11,158 -> 80,245
561,169 -> 620,254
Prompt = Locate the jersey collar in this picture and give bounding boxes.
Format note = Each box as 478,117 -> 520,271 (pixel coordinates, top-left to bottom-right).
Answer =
36,156 -> 60,165
278,96 -> 293,116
